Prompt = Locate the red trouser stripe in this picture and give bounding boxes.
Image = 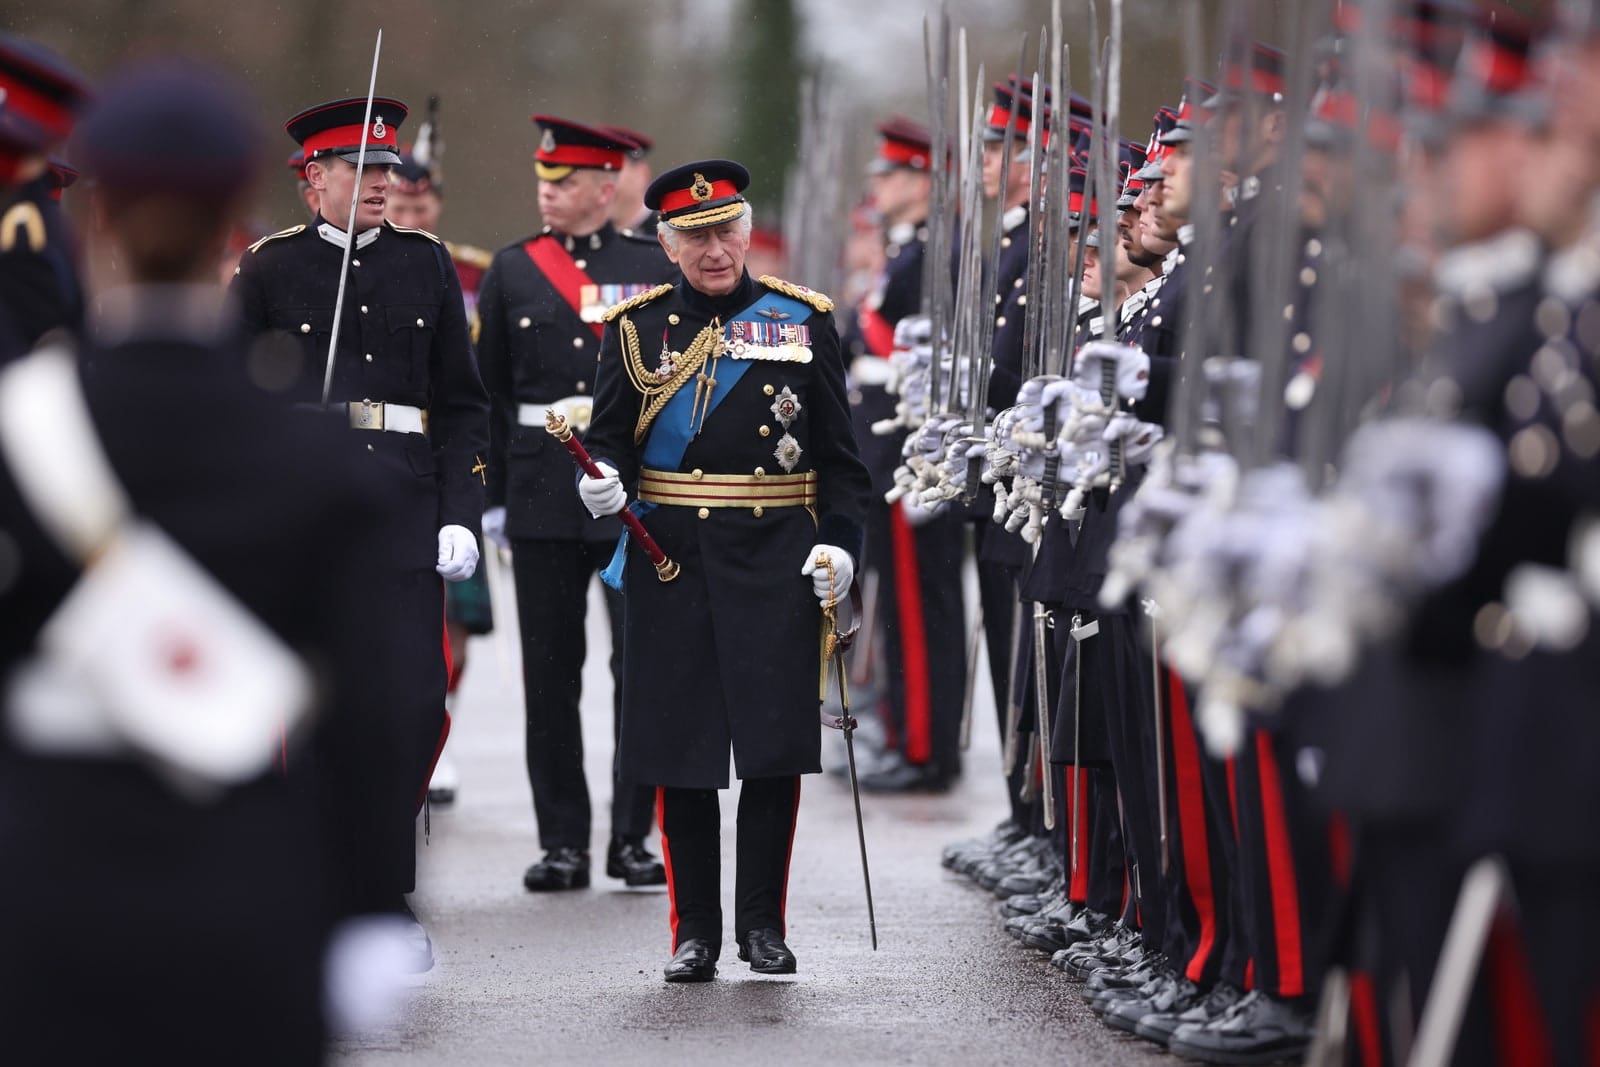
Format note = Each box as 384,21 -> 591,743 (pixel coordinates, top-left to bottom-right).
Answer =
1066,769 -> 1090,904
1256,730 -> 1306,997
1488,916 -> 1554,1067
1168,670 -> 1219,983
1348,971 -> 1383,1067
1328,811 -> 1354,888
415,594 -> 454,810
780,778 -> 802,936
657,787 -> 681,950
888,502 -> 933,764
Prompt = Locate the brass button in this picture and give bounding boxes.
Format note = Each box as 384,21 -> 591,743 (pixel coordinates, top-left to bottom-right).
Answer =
697,507 -> 710,519
668,314 -> 681,325
758,425 -> 771,437
364,353 -> 374,362
361,305 -> 369,314
691,468 -> 704,480
763,384 -> 775,396
753,506 -> 765,518
573,337 -> 584,348
416,317 -> 425,327
575,259 -> 587,270
351,259 -> 360,267
753,467 -> 765,479
300,323 -> 311,333
519,316 -> 531,328
365,443 -> 374,452
576,381 -> 587,394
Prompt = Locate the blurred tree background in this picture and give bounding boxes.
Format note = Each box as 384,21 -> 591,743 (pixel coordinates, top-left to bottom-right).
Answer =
4,0 -> 1302,250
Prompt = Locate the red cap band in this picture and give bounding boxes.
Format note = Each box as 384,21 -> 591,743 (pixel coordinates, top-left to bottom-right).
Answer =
659,178 -> 739,213
987,103 -> 1032,137
0,73 -> 75,142
303,119 -> 398,159
536,142 -> 625,171
879,139 -> 930,169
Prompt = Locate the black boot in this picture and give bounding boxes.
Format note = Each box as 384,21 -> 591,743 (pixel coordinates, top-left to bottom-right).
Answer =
606,837 -> 667,886
1166,990 -> 1312,1065
522,847 -> 590,891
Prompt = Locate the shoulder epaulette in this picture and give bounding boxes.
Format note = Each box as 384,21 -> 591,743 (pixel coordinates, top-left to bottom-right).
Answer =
246,224 -> 305,254
758,275 -> 834,314
387,221 -> 443,245
446,241 -> 494,269
601,283 -> 675,323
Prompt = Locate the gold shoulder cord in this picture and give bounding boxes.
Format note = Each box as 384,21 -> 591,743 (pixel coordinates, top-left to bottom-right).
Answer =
619,315 -> 723,444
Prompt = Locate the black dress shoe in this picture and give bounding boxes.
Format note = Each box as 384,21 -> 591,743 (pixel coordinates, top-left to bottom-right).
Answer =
522,847 -> 590,891
737,928 -> 797,974
663,938 -> 718,983
606,837 -> 667,886
1104,973 -> 1204,1035
1167,990 -> 1312,1065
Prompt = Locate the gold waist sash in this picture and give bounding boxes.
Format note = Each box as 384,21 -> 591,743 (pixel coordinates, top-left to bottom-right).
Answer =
637,468 -> 817,508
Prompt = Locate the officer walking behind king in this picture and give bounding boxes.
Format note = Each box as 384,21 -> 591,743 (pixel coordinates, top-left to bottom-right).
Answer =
231,94 -> 490,969
579,159 -> 871,981
477,116 -> 677,892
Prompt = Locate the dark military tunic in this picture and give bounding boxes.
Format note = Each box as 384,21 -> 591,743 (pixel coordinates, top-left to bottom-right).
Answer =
0,301 -> 396,1062
585,272 -> 871,789
0,174 -> 81,360
229,215 -> 489,895
477,222 -> 676,541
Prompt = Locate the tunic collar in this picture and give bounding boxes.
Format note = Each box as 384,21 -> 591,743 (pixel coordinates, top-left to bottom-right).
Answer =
316,216 -> 382,250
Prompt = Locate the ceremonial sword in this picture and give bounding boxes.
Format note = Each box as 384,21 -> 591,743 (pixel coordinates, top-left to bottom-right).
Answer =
818,553 -> 878,951
321,29 -> 383,408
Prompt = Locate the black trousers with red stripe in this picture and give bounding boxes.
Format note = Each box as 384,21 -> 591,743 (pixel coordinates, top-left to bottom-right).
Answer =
1158,670 -> 1237,988
1230,726 -> 1332,1001
977,545 -> 1032,827
656,777 -> 801,953
876,506 -> 967,776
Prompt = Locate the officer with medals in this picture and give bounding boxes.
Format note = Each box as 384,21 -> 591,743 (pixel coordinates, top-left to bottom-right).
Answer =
0,34 -> 90,362
230,95 -> 490,966
579,160 -> 871,981
476,116 -> 676,891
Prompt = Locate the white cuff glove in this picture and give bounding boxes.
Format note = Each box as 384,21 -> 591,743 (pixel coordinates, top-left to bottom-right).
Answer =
436,524 -> 479,582
578,462 -> 626,518
801,544 -> 854,605
576,460 -> 624,518
482,506 -> 508,550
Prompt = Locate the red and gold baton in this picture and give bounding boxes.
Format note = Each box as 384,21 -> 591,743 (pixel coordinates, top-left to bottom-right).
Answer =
545,410 -> 679,582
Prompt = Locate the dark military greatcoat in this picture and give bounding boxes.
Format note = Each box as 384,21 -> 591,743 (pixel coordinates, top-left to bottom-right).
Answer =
0,174 -> 81,360
584,272 -> 871,788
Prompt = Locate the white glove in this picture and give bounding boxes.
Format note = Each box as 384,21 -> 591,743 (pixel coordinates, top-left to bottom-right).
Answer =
482,506 -> 509,550
436,524 -> 480,582
801,544 -> 855,604
578,461 -> 626,518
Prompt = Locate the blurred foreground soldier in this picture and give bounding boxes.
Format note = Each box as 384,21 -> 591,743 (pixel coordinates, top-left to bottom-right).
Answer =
477,115 -> 674,891
0,59 -> 399,1063
231,93 -> 490,966
581,160 -> 870,980
387,146 -> 496,806
287,149 -> 318,218
0,33 -> 90,361
601,123 -> 656,234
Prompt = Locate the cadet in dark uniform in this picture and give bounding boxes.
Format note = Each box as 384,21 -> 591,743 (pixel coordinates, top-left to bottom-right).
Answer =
844,116 -> 968,793
230,95 -> 490,962
476,116 -> 676,891
0,34 -> 90,362
580,160 -> 871,981
387,146 -> 497,806
0,59 -> 396,1063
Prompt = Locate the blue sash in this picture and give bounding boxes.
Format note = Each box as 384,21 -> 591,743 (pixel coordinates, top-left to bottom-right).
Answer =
601,289 -> 814,590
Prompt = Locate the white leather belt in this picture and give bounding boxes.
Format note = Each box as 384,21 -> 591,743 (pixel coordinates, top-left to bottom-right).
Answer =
850,355 -> 895,388
347,400 -> 426,434
519,396 -> 593,434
